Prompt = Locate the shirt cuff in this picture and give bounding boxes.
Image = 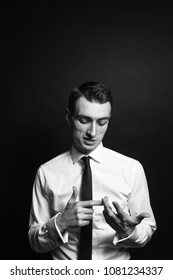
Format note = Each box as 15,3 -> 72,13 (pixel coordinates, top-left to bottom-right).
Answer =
54,213 -> 68,243
113,225 -> 142,245
116,229 -> 135,243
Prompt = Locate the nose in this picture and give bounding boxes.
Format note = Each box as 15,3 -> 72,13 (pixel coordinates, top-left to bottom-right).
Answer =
87,122 -> 97,138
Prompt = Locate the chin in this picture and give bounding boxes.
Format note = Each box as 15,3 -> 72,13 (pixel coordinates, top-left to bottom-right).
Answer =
75,141 -> 99,154
82,145 -> 97,154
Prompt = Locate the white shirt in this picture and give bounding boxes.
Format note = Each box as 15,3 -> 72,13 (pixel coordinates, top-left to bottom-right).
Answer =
28,143 -> 156,260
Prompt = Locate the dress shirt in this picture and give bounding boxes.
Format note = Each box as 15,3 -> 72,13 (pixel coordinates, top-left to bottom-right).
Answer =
28,143 -> 156,260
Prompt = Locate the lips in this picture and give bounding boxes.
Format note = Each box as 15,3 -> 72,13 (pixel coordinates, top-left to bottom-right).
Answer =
83,138 -> 96,144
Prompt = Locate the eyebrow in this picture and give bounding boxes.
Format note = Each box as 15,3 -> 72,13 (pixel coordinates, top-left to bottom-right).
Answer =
76,115 -> 110,121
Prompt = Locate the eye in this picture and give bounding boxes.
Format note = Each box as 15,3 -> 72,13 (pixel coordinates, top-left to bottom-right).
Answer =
97,119 -> 109,126
78,117 -> 90,124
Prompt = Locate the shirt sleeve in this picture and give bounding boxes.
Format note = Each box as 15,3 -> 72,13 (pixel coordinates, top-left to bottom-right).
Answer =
28,168 -> 68,253
113,161 -> 156,248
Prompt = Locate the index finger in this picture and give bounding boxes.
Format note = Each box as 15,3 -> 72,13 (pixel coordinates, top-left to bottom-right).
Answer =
80,200 -> 103,207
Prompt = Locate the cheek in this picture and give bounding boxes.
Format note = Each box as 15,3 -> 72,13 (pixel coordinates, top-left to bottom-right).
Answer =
72,125 -> 86,137
98,126 -> 108,137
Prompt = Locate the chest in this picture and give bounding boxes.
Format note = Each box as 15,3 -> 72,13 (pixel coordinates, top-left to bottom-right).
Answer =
46,162 -> 132,214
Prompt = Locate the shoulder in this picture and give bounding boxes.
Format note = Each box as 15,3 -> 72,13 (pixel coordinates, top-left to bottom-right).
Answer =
103,146 -> 142,168
38,150 -> 72,174
103,147 -> 146,181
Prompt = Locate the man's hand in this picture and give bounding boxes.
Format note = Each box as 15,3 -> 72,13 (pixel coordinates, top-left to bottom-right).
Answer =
102,196 -> 150,238
56,186 -> 102,232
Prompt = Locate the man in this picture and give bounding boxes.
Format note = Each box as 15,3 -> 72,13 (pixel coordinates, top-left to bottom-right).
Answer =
28,81 -> 156,260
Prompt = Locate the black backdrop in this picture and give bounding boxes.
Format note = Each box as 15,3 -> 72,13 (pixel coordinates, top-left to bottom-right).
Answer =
2,4 -> 173,260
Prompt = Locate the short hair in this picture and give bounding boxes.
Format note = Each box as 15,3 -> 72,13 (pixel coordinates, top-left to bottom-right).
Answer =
68,81 -> 113,115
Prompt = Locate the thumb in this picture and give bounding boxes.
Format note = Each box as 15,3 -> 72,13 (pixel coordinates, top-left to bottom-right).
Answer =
136,212 -> 150,224
67,186 -> 78,207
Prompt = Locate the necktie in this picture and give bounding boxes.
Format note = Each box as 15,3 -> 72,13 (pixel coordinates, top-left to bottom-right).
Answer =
78,156 -> 92,260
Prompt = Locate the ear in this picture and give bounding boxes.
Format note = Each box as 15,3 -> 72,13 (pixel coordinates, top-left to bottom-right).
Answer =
66,108 -> 71,125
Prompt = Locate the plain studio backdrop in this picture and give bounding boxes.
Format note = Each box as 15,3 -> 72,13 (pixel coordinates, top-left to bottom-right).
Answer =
2,4 -> 173,260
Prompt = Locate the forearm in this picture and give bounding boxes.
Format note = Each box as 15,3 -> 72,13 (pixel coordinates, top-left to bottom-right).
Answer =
28,214 -> 68,253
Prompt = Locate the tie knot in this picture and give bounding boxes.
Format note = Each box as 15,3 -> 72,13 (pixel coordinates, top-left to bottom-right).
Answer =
81,156 -> 90,166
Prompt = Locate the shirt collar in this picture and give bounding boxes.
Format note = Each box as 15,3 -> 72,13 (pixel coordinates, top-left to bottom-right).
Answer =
71,142 -> 104,164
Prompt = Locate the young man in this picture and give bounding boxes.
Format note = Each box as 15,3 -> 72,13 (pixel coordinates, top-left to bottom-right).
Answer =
28,81 -> 156,260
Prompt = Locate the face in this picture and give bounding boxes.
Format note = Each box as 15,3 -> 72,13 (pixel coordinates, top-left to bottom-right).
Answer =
67,96 -> 111,154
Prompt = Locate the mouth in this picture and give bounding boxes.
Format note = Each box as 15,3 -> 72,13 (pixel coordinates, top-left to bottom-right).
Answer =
83,138 -> 96,145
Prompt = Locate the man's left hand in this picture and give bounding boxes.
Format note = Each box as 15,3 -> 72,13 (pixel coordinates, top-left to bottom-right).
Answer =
102,196 -> 150,238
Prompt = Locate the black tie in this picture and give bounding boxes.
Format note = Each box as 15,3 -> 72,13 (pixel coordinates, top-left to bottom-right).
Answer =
78,156 -> 92,260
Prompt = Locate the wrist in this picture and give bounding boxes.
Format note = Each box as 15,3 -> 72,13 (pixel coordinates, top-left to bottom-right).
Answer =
56,213 -> 66,233
118,227 -> 135,239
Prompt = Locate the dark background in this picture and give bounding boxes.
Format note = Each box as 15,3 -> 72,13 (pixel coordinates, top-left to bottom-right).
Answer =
2,3 -> 173,259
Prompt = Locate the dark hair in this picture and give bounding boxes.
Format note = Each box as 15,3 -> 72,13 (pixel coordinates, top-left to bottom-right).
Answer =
68,81 -> 113,115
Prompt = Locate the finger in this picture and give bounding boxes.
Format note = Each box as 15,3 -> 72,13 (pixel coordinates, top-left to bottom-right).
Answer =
67,186 -> 78,207
103,208 -> 120,225
112,201 -> 124,218
80,200 -> 103,208
136,212 -> 150,224
81,208 -> 94,214
103,209 -> 109,220
82,213 -> 93,220
81,220 -> 91,227
102,196 -> 113,216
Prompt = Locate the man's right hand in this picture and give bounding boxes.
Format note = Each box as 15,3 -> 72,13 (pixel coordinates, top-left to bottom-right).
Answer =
56,186 -> 102,232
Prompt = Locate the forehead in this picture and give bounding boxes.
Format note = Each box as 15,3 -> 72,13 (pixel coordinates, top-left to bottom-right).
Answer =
74,96 -> 111,118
